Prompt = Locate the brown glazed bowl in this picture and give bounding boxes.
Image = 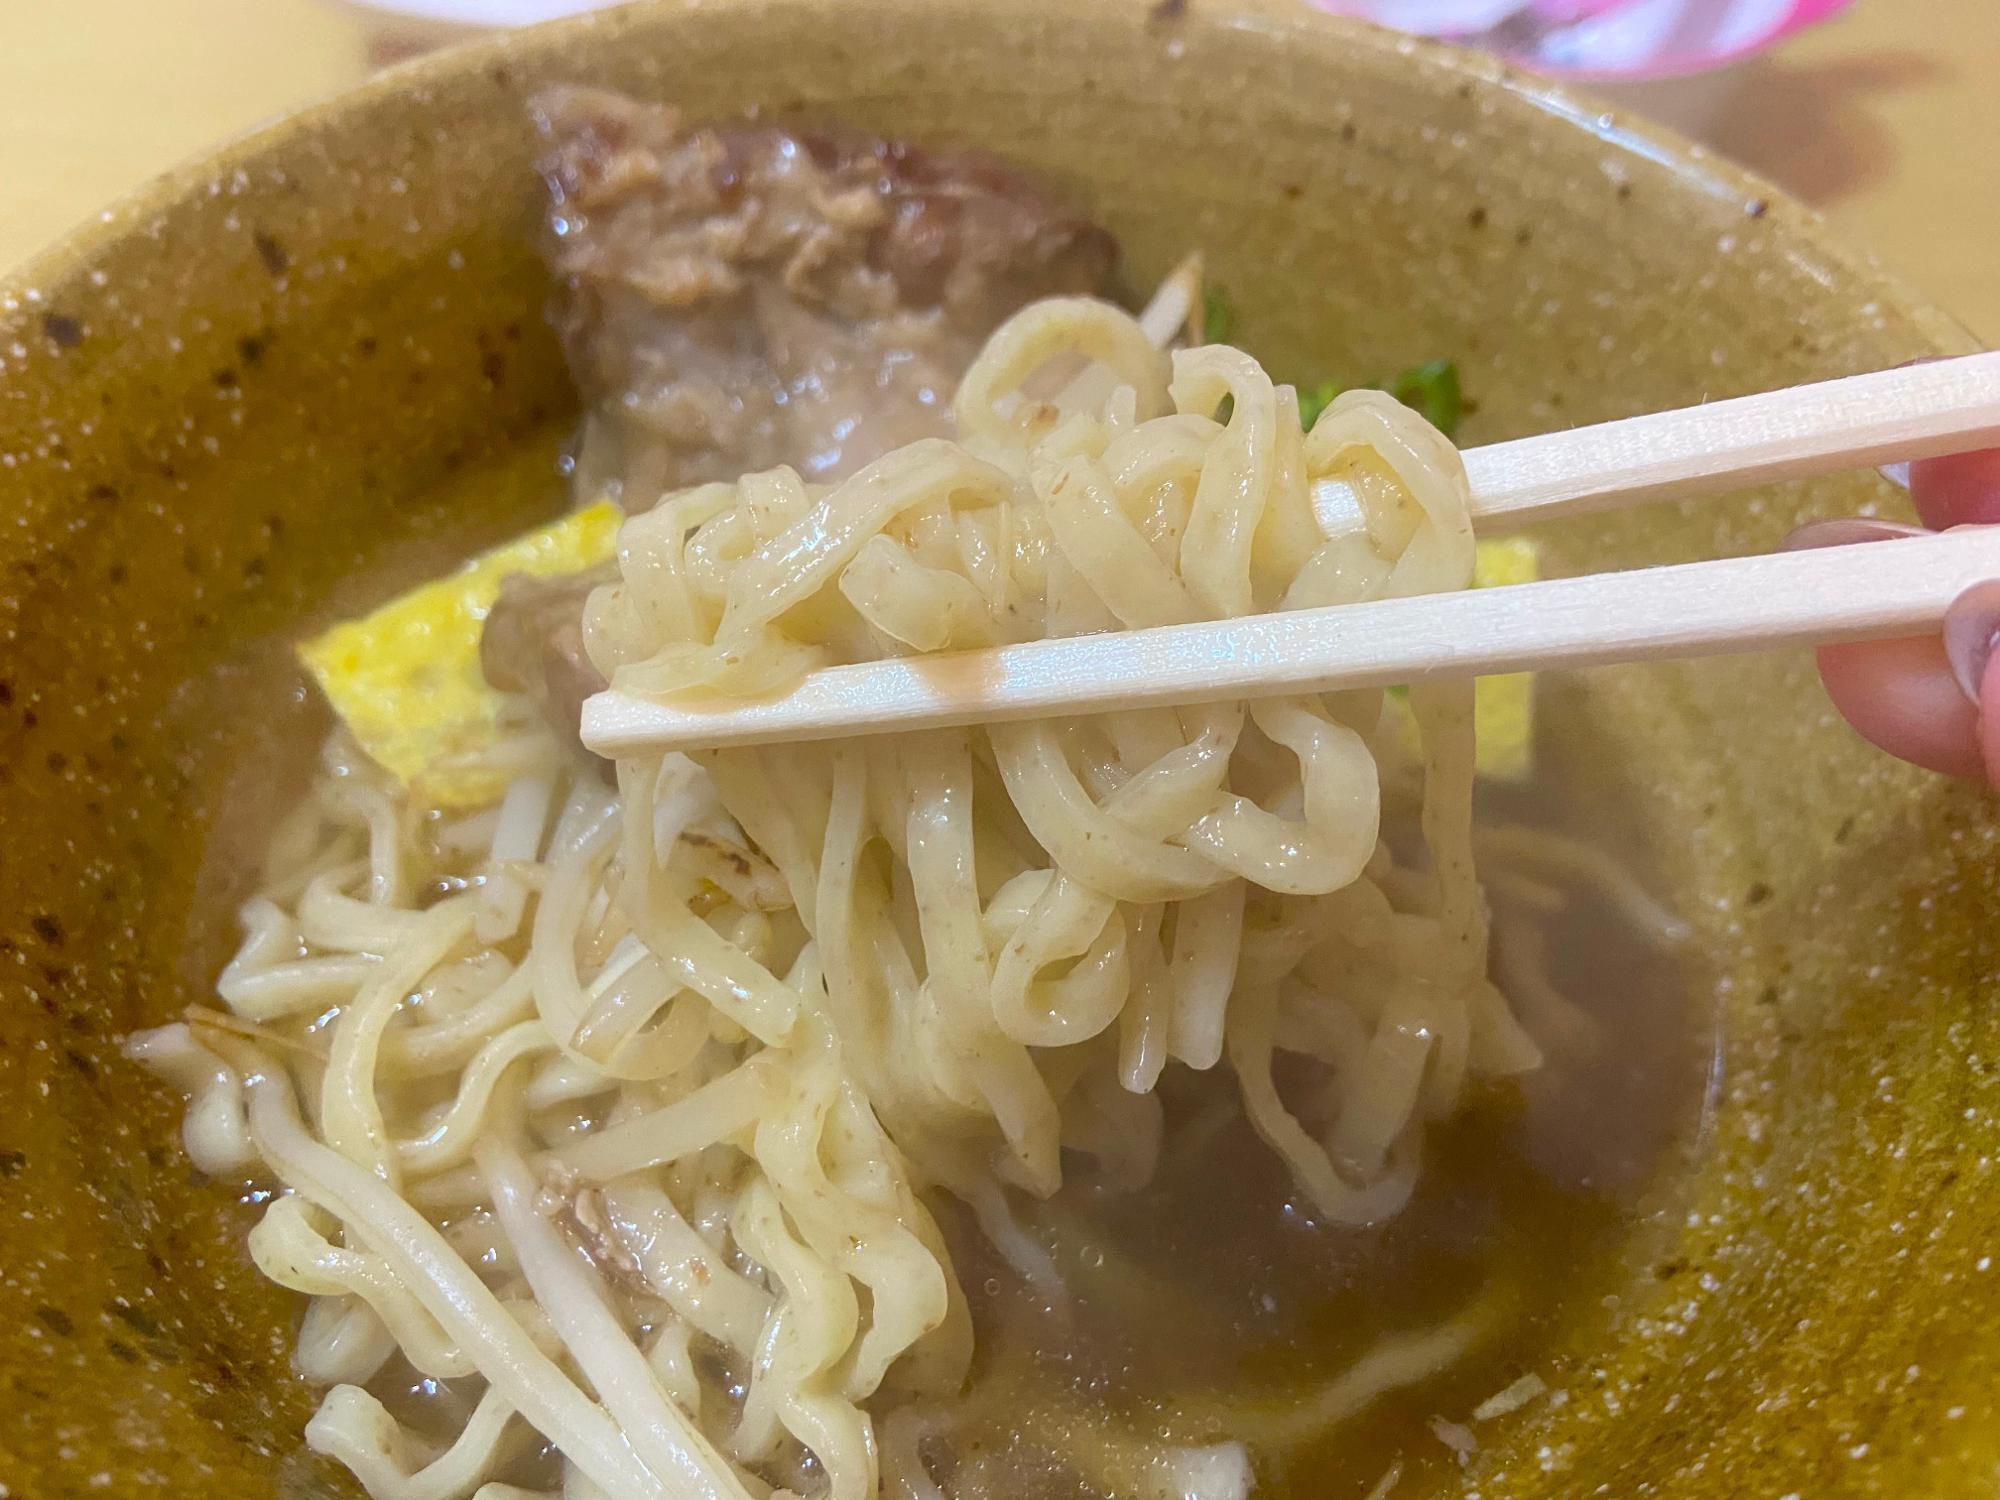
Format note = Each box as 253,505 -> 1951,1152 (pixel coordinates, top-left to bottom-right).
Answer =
2,1 -> 1996,1494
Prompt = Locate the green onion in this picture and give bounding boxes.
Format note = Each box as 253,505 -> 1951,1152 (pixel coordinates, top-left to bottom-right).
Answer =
1296,362 -> 1462,437
1296,380 -> 1343,429
1386,359 -> 1462,437
1201,286 -> 1236,346
1192,285 -> 1462,439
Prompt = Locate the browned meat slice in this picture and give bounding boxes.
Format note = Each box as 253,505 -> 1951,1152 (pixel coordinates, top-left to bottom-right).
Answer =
530,85 -> 1119,503
485,89 -> 1120,743
479,565 -> 615,742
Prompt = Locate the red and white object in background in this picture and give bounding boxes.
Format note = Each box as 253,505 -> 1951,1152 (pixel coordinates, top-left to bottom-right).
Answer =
340,0 -> 1848,93
1311,0 -> 1849,78
344,0 -> 597,21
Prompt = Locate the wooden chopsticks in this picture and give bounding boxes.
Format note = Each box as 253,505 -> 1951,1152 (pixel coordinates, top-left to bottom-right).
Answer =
580,352 -> 2000,758
1462,351 -> 2000,527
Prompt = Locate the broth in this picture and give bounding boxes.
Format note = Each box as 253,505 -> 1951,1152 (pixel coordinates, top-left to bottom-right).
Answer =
933,783 -> 1713,1497
172,434 -> 1715,1500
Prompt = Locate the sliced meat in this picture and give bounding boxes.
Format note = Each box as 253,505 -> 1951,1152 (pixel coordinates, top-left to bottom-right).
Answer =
479,565 -> 614,741
486,89 -> 1120,743
530,85 -> 1119,503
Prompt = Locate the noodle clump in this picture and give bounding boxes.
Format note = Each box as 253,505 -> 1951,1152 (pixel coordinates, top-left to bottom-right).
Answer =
133,296 -> 1545,1500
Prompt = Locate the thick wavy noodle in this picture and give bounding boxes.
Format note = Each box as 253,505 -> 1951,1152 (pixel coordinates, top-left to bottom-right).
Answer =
133,297 -> 1558,1500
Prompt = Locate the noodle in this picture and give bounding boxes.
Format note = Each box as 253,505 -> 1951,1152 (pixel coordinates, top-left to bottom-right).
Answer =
130,295 -> 1594,1500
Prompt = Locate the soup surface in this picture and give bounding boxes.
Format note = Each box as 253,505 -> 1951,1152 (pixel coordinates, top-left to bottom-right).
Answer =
164,431 -> 1717,1499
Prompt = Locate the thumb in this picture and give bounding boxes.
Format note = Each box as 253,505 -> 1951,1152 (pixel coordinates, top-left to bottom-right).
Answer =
1944,578 -> 2000,787
1980,654 -> 2000,789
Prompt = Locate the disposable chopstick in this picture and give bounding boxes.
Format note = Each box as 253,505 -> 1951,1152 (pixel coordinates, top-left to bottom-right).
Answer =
581,526 -> 2000,755
1466,350 -> 2000,526
579,353 -> 2000,756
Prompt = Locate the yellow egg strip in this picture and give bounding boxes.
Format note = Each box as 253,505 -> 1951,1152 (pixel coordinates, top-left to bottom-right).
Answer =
302,508 -> 1534,802
298,501 -> 620,808
1470,537 -> 1539,781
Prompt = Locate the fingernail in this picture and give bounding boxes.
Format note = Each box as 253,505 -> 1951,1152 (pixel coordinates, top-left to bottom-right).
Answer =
1943,579 -> 2000,706
1779,518 -> 1930,551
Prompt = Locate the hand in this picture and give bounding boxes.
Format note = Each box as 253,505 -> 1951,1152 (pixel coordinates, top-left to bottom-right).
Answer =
1797,449 -> 2000,786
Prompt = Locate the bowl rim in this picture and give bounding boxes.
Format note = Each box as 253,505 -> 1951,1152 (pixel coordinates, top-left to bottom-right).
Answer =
0,0 -> 1972,359
0,3 -> 1988,1488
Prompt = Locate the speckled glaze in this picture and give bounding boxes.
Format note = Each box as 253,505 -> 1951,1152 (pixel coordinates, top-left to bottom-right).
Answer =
1,1 -> 1995,1494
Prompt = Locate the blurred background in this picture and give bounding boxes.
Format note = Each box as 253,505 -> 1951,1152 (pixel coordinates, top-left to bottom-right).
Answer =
1,0 -> 1995,335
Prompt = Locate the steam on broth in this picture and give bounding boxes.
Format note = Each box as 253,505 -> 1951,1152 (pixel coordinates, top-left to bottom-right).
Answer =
133,89 -> 1712,1500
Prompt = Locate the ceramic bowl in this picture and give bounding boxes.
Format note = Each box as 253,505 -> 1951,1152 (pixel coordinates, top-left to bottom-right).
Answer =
1,1 -> 1994,1494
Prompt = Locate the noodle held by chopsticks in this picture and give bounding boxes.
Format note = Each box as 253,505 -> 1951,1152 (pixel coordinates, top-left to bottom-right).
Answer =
133,295 -> 1555,1500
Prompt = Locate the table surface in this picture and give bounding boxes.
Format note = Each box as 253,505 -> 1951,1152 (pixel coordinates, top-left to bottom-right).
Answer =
2,0 -> 1996,337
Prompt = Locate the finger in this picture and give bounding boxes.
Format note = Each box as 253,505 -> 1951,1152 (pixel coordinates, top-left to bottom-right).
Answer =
1780,518 -> 1927,551
1908,448 -> 2000,530
1980,651 -> 2000,788
1816,635 -> 1985,780
1943,579 -> 2000,787
1790,528 -> 1996,781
